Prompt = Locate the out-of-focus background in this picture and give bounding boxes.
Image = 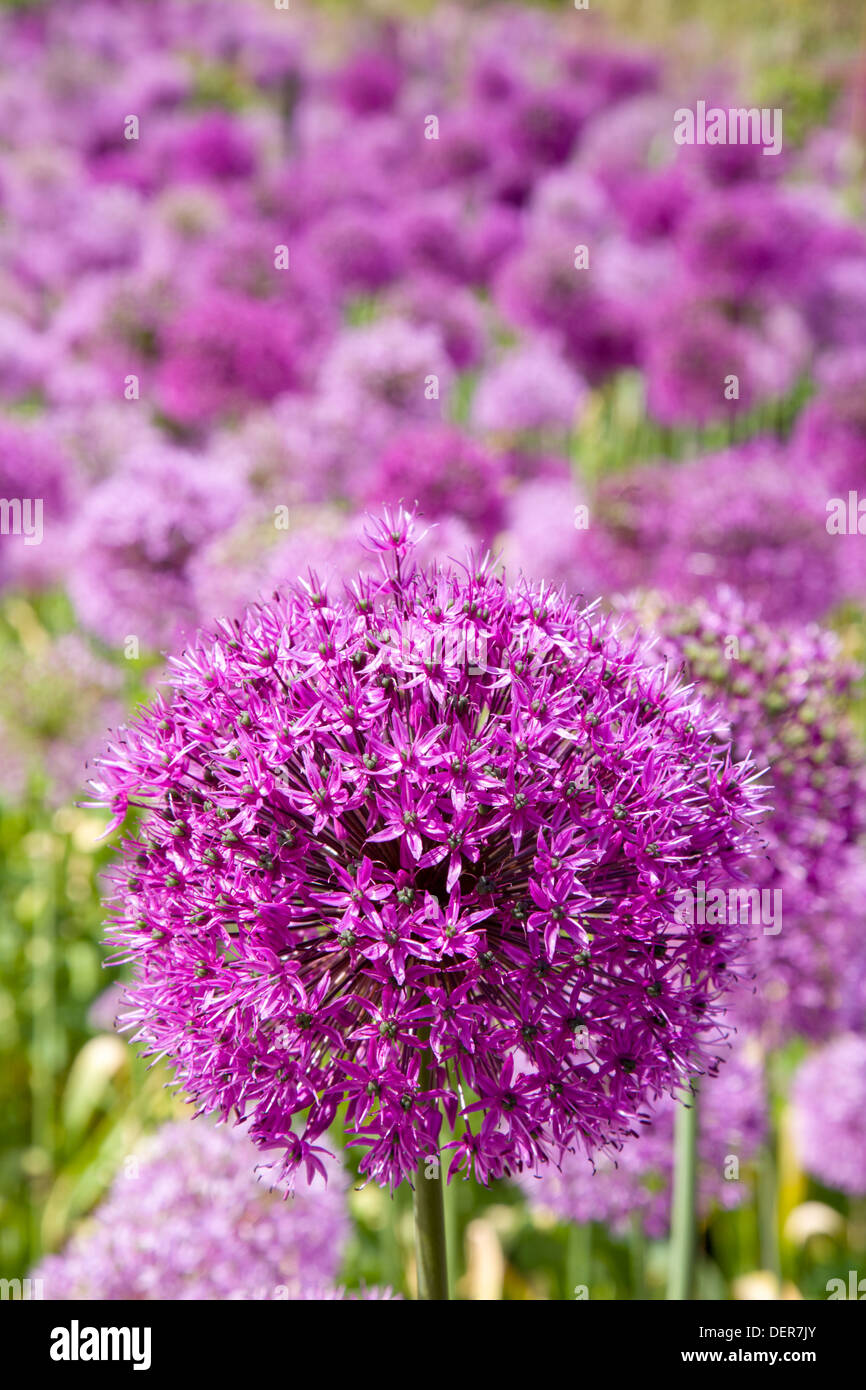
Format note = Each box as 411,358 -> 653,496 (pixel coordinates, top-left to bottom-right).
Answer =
2,0 -> 866,1300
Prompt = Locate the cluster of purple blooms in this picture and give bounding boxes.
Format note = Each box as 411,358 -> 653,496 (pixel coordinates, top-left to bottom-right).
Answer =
628,588 -> 866,1046
791,1035 -> 866,1197
32,1120 -> 353,1300
91,513 -> 765,1189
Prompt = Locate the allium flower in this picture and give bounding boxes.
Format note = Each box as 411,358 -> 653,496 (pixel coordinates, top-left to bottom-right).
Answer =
363,425 -> 508,542
318,319 -> 452,421
584,440 -> 848,623
791,1036 -> 866,1196
561,44 -> 659,108
312,205 -> 405,296
502,86 -> 588,170
629,588 -> 866,1043
396,276 -> 487,370
91,511 -> 764,1190
334,43 -> 404,115
494,228 -> 640,382
802,250 -> 866,350
498,472 -> 588,588
676,187 -> 816,302
0,418 -> 75,590
69,444 -> 248,650
522,1043 -> 766,1237
396,192 -> 480,285
642,293 -> 808,427
791,348 -> 866,495
33,1119 -> 349,1300
155,290 -> 322,428
617,165 -> 697,243
93,109 -> 260,192
472,339 -> 587,437
190,508 -> 372,625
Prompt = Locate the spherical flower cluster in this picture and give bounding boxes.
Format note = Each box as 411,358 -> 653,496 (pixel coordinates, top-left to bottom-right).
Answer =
317,318 -> 453,422
0,419 -> 76,591
472,339 -> 588,438
32,1119 -> 350,1300
522,1043 -> 766,1237
493,228 -> 640,383
642,294 -> 808,427
791,1036 -> 866,1196
584,440 -> 849,623
68,444 -> 248,650
792,348 -> 866,497
363,425 -> 508,543
629,588 -> 866,1043
91,512 -> 766,1190
155,289 -> 321,428
498,473 -> 587,589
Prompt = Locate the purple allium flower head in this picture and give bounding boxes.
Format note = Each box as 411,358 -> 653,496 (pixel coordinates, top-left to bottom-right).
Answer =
561,44 -> 659,107
0,417 -> 75,590
396,191 -> 479,285
522,1041 -> 766,1237
792,347 -> 866,496
190,507 -> 373,626
32,1119 -> 349,1300
791,1036 -> 866,1196
629,588 -> 866,1044
103,109 -> 259,191
311,205 -> 406,296
642,292 -> 808,427
503,85 -> 588,170
363,425 -> 508,542
395,276 -> 487,371
575,94 -> 671,192
676,187 -> 817,302
617,164 -> 698,243
472,339 -> 588,438
69,443 -> 248,650
497,472 -> 588,589
494,228 -> 640,382
801,250 -> 866,351
334,41 -> 404,116
90,510 -> 765,1190
318,318 -> 452,422
584,440 -> 847,623
155,289 -> 320,428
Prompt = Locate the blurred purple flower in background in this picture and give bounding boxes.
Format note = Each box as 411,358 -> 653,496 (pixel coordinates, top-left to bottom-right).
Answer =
629,588 -> 866,1044
792,1036 -> 866,1196
33,1119 -> 350,1300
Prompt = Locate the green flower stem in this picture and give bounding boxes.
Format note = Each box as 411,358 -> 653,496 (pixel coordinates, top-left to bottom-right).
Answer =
413,1055 -> 449,1301
757,1046 -> 782,1281
630,1210 -> 647,1300
566,1221 -> 592,1299
757,1144 -> 781,1280
667,1078 -> 699,1300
